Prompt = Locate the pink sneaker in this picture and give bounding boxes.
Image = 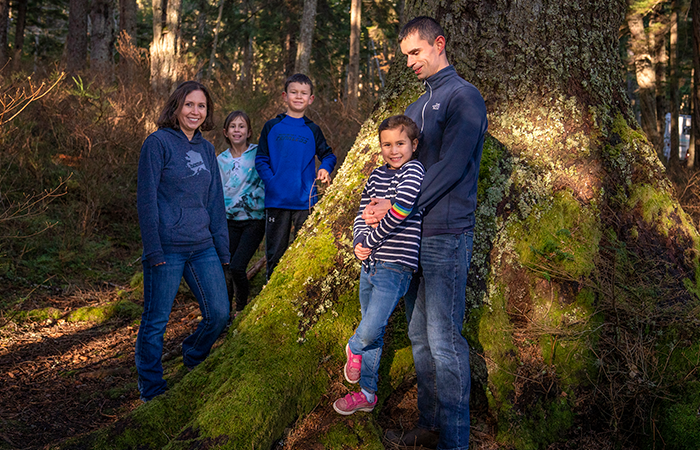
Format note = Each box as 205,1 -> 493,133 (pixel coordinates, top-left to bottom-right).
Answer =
344,344 -> 361,384
333,391 -> 377,415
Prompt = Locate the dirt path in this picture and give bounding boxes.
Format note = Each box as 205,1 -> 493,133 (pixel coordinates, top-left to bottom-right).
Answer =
0,287 -> 198,450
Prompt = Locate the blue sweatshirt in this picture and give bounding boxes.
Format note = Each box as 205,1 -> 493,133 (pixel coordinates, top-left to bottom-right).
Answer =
137,127 -> 230,266
255,114 -> 337,210
405,65 -> 488,234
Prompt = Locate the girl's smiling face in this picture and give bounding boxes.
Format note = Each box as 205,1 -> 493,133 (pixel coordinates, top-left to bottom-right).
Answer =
224,116 -> 251,148
379,126 -> 418,170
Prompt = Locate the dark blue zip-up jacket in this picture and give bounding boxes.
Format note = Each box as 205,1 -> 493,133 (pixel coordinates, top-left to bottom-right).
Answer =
405,65 -> 488,234
137,127 -> 230,266
255,114 -> 337,210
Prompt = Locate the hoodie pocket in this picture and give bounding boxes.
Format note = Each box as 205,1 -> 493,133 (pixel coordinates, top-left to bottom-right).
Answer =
166,207 -> 211,244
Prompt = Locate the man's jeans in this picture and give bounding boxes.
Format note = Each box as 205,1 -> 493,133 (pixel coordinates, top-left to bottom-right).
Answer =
135,246 -> 229,401
405,232 -> 473,450
348,260 -> 414,394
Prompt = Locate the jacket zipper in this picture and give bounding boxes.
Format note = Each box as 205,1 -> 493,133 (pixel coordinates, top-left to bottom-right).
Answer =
419,79 -> 433,133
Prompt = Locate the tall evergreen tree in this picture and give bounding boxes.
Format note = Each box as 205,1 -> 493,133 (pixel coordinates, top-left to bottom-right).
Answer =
64,0 -> 89,74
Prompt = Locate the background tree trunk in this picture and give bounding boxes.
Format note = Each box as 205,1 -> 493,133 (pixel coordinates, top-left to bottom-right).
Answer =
693,0 -> 700,168
65,0 -> 89,74
119,0 -> 137,45
12,0 -> 27,71
90,0 -> 114,78
66,1 -> 700,449
347,0 -> 360,111
150,0 -> 182,97
669,3 -> 680,169
0,0 -> 9,67
294,0 -> 317,75
628,12 -> 662,154
206,0 -> 225,81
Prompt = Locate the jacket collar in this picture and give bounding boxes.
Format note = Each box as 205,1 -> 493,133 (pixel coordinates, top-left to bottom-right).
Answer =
424,65 -> 458,91
162,126 -> 203,143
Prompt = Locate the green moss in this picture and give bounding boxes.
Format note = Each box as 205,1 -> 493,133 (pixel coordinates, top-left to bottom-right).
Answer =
512,398 -> 575,450
535,288 -> 599,390
11,306 -> 63,323
657,380 -> 700,450
319,420 -> 384,450
513,190 -> 600,279
477,285 -> 518,409
67,300 -> 142,323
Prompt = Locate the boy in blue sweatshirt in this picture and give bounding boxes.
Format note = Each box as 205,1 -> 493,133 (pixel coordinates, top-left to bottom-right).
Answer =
255,73 -> 337,279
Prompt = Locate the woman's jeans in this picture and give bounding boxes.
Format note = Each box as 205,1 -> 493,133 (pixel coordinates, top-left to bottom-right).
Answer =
348,260 -> 414,394
135,246 -> 229,401
405,231 -> 473,450
227,219 -> 265,311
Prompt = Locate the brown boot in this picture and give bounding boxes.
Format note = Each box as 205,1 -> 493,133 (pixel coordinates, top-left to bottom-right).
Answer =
384,427 -> 439,449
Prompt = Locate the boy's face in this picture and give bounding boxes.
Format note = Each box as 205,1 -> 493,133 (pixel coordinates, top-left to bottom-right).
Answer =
283,82 -> 314,117
379,126 -> 417,170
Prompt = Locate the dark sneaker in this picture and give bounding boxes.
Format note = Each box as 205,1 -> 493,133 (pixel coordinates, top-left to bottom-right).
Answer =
344,344 -> 362,384
384,427 -> 440,449
332,390 -> 377,415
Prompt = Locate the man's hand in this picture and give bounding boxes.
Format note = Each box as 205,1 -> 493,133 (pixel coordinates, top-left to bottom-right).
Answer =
362,198 -> 392,227
317,169 -> 331,184
354,243 -> 372,261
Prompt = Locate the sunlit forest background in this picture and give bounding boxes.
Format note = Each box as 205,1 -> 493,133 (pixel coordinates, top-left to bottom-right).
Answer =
0,0 -> 698,289
1,0 -> 700,448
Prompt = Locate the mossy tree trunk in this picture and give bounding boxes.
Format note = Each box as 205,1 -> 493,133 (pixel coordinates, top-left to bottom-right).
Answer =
66,1 -> 700,449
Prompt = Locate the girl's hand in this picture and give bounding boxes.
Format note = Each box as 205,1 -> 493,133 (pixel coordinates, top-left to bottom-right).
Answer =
354,243 -> 371,260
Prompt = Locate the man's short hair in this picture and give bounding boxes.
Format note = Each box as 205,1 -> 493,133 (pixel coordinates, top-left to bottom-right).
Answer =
284,73 -> 314,95
398,16 -> 445,44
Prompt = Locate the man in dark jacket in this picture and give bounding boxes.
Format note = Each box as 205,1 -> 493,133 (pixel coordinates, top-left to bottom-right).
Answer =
364,16 -> 488,450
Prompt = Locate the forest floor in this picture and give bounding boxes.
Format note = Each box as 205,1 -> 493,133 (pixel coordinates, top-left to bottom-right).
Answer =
0,275 -> 502,450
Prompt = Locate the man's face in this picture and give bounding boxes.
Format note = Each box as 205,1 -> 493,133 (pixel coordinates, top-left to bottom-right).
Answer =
399,32 -> 445,80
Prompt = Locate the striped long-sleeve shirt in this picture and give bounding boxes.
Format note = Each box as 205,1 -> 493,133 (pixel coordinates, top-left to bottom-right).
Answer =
353,160 -> 425,271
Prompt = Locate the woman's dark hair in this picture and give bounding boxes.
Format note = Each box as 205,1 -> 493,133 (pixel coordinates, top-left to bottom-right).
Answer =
378,115 -> 420,143
156,81 -> 215,132
223,110 -> 252,147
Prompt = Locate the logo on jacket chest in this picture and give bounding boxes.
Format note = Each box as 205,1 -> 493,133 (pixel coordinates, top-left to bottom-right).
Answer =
185,150 -> 210,177
432,102 -> 441,110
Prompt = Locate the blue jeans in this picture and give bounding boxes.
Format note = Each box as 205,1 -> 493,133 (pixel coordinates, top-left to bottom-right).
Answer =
405,232 -> 473,450
135,246 -> 229,401
348,260 -> 414,394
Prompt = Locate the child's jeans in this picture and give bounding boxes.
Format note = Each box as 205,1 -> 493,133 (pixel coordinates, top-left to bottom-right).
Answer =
348,260 -> 414,394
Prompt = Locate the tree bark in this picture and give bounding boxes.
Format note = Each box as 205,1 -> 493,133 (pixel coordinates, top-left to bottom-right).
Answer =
118,0 -> 137,45
294,0 -> 317,75
206,0 -> 225,81
347,0 -> 361,111
90,0 -> 114,78
65,0 -> 89,74
0,0 -> 9,67
66,1 -> 700,449
150,0 -> 182,97
669,3 -> 680,169
693,0 -> 700,168
628,12 -> 662,155
282,0 -> 297,77
12,0 -> 28,71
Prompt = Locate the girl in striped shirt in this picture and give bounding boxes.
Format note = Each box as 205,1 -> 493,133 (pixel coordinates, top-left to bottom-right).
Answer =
333,115 -> 425,415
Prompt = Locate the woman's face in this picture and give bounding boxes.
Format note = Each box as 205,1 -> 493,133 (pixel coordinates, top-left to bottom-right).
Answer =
224,116 -> 251,148
177,90 -> 207,139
